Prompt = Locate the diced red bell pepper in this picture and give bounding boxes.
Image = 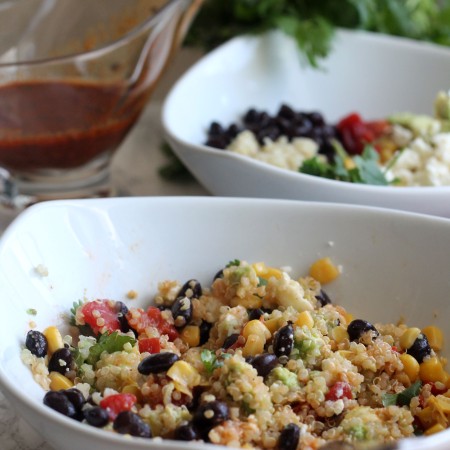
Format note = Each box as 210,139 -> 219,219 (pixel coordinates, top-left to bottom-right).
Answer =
138,337 -> 161,354
325,381 -> 353,401
79,300 -> 121,335
100,393 -> 136,420
126,306 -> 179,341
337,113 -> 390,155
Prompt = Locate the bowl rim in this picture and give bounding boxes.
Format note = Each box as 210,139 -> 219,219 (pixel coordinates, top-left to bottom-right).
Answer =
2,196 -> 450,449
161,28 -> 450,194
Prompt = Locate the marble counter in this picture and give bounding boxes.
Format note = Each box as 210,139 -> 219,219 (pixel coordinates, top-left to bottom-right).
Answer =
0,98 -> 208,448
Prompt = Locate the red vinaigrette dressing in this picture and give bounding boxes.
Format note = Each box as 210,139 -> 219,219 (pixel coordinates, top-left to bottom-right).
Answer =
0,79 -> 147,172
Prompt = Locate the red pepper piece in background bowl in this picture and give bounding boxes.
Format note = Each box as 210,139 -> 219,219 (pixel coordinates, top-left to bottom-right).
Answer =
337,113 -> 390,155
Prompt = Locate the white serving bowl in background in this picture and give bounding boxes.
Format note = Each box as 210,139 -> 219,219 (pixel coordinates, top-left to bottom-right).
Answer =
162,30 -> 450,217
0,196 -> 450,450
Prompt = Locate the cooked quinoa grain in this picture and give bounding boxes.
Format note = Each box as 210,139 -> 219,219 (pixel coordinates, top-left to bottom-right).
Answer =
22,259 -> 450,448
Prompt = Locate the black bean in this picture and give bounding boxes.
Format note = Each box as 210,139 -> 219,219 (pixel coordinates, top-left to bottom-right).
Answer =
171,296 -> 193,328
63,388 -> 85,412
25,330 -> 48,358
347,319 -> 379,342
227,124 -> 240,139
277,104 -> 296,120
307,111 -> 325,126
138,352 -> 180,375
407,334 -> 432,363
247,353 -> 278,377
48,347 -> 73,375
273,323 -> 294,357
205,136 -> 229,149
173,422 -> 200,441
222,333 -> 239,349
278,423 -> 301,450
257,126 -> 280,143
319,141 -> 336,163
213,268 -> 224,280
208,121 -> 225,136
258,112 -> 271,128
84,406 -> 109,428
115,301 -> 130,333
243,108 -> 259,125
315,289 -> 332,306
199,321 -> 212,345
43,391 -> 77,418
248,308 -> 265,321
113,411 -> 152,438
178,279 -> 202,299
193,401 -> 229,430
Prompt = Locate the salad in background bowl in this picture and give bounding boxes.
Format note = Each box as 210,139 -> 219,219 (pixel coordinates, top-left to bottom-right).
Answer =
162,29 -> 450,217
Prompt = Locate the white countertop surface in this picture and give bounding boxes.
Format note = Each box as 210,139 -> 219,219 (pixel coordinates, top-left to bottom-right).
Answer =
0,97 -> 208,449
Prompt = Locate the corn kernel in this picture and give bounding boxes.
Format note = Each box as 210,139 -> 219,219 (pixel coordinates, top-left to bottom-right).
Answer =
400,353 -> 420,382
230,295 -> 262,309
422,326 -> 444,352
434,395 -> 450,414
242,334 -> 264,357
242,320 -> 271,341
180,325 -> 200,347
424,423 -> 446,436
49,371 -> 73,391
420,357 -> 449,384
335,306 -> 353,325
344,158 -> 356,170
416,406 -> 435,429
263,317 -> 279,335
167,361 -> 201,396
295,311 -> 314,330
399,328 -> 421,351
252,262 -> 282,280
332,326 -> 349,344
309,257 -> 340,284
43,326 -> 64,355
122,384 -> 143,403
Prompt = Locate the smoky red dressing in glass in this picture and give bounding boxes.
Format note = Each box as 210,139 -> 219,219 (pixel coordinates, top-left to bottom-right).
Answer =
0,80 -> 143,171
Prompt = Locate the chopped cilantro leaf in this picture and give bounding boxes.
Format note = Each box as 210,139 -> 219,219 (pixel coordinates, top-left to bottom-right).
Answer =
382,380 -> 422,407
26,308 -> 37,316
70,300 -> 84,326
201,349 -> 229,374
258,277 -> 268,287
86,332 -> 136,366
226,259 -> 241,268
299,142 -> 390,186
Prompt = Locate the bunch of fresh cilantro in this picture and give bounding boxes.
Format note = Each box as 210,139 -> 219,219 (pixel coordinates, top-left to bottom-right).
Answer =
186,0 -> 450,67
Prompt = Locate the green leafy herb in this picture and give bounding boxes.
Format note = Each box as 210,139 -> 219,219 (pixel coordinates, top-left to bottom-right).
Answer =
26,308 -> 37,316
226,259 -> 241,268
382,380 -> 422,407
70,300 -> 84,326
200,349 -> 231,374
86,332 -> 136,366
186,0 -> 450,68
258,277 -> 268,287
200,349 -> 215,373
300,142 -> 390,186
72,347 -> 85,370
158,142 -> 194,182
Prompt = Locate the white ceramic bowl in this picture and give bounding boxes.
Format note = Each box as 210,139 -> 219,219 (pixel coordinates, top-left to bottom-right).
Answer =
1,197 -> 450,450
162,30 -> 450,217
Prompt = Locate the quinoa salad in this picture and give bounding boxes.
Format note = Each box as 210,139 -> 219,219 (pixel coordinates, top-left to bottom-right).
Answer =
22,258 -> 450,449
204,91 -> 450,187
